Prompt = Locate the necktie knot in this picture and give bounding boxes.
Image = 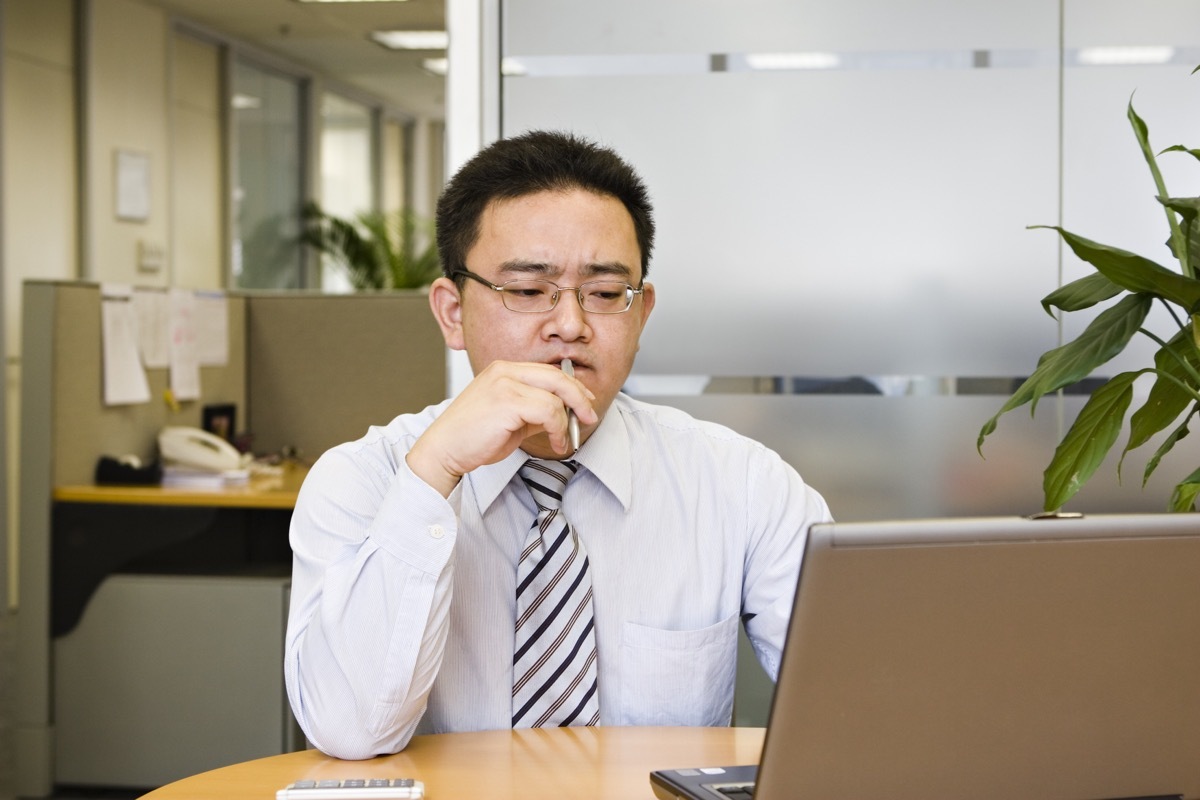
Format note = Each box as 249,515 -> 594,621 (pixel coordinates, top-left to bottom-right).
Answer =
518,459 -> 578,512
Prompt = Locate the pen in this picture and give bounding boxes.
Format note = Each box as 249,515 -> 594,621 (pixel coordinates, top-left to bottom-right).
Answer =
561,358 -> 581,454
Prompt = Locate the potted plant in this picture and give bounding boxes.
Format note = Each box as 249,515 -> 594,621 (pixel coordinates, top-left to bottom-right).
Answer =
301,201 -> 441,290
978,70 -> 1200,513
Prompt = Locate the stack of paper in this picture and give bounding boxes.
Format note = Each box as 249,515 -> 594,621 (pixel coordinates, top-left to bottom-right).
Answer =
161,466 -> 250,489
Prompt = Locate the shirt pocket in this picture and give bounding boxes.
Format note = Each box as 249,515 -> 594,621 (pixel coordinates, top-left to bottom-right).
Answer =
617,613 -> 738,726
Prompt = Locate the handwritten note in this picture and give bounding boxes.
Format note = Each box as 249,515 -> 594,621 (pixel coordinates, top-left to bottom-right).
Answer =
194,290 -> 229,366
133,288 -> 170,368
101,284 -> 151,405
168,288 -> 201,400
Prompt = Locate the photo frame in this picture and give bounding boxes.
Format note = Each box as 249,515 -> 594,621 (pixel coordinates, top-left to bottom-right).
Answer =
115,149 -> 151,222
201,403 -> 236,443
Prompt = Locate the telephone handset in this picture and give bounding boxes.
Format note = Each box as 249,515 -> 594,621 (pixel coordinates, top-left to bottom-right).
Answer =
158,426 -> 249,472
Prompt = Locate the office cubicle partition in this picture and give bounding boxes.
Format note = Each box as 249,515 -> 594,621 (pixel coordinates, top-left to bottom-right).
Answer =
246,291 -> 445,461
16,281 -> 446,796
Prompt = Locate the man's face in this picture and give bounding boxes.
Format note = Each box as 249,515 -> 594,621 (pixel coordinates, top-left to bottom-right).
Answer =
441,188 -> 655,437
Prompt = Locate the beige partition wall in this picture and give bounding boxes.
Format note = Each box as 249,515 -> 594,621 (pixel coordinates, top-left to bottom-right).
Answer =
16,281 -> 248,796
247,290 -> 447,461
16,282 -> 448,796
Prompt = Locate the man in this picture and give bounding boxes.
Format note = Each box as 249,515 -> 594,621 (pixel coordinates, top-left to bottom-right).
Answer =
284,130 -> 832,759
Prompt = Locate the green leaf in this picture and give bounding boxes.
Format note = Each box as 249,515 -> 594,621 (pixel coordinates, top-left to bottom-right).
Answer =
1129,100 -> 1191,277
1159,197 -> 1200,274
300,203 -> 440,291
1168,465 -> 1200,511
1043,372 -> 1139,511
1040,272 -> 1123,316
1159,144 -> 1200,164
1125,329 -> 1200,453
1032,226 -> 1200,312
1141,409 -> 1193,487
978,293 -> 1153,451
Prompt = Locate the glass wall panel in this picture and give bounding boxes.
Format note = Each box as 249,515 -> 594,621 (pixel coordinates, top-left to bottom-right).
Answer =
504,68 -> 1059,376
646,392 -> 1175,522
505,0 -> 1056,56
381,118 -> 407,217
499,0 -> 1199,517
503,0 -> 1060,378
1061,0 -> 1200,375
231,60 -> 304,289
319,92 -> 374,291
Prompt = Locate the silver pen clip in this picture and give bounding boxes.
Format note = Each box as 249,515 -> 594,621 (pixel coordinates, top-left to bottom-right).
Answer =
561,358 -> 581,454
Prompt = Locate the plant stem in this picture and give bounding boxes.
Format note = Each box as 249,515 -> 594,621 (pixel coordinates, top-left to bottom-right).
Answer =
1138,326 -> 1200,387
1157,297 -> 1187,330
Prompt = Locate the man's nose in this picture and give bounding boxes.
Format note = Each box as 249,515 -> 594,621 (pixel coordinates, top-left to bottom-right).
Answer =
547,288 -> 588,337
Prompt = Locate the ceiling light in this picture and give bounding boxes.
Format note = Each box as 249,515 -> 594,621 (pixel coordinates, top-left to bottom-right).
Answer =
371,30 -> 449,50
745,52 -> 840,70
501,58 -> 527,77
421,58 -> 448,76
1077,46 -> 1175,65
231,93 -> 262,110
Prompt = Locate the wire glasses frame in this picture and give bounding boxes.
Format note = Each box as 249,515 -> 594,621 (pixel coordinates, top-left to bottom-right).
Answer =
452,268 -> 644,314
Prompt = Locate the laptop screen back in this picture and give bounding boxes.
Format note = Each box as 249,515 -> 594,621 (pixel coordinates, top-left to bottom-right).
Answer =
756,513 -> 1200,800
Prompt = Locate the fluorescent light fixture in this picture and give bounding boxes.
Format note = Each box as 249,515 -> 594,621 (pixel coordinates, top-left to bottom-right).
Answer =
745,51 -> 840,70
231,93 -> 261,110
421,58 -> 448,76
419,58 -> 527,78
501,57 -> 527,77
371,30 -> 449,50
1078,45 -> 1175,65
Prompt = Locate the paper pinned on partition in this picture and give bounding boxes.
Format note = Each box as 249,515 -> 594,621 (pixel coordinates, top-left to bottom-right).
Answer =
194,290 -> 229,366
100,283 -> 152,406
133,288 -> 170,368
168,288 -> 201,401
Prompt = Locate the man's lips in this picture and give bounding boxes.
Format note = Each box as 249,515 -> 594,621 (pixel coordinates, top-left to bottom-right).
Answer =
550,357 -> 589,370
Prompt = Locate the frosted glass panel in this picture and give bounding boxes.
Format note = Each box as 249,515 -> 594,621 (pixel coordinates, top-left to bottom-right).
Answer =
505,0 -> 1057,55
498,0 -> 1200,518
1059,0 -> 1200,375
642,393 -> 1182,520
504,68 -> 1059,376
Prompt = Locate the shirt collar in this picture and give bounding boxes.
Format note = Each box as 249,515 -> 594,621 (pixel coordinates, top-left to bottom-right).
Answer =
465,394 -> 634,514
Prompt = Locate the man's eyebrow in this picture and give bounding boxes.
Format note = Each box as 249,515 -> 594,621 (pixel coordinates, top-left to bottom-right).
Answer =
497,260 -> 554,277
496,260 -> 637,281
581,261 -> 636,280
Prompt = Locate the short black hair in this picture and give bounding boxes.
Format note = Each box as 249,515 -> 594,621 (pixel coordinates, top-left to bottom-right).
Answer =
436,130 -> 655,282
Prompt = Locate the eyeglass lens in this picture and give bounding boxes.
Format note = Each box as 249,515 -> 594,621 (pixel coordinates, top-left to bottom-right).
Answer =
501,280 -> 633,313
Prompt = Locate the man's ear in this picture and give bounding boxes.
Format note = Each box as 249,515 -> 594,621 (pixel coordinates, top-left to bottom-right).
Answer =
428,276 -> 467,351
637,281 -> 656,332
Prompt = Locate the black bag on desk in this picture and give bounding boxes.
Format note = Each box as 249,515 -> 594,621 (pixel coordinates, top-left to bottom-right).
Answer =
94,455 -> 163,485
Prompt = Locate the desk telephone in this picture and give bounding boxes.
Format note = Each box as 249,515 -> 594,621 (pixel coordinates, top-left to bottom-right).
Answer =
158,426 -> 249,472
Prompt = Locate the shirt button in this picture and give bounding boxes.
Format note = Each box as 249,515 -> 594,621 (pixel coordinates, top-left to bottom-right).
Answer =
429,524 -> 446,540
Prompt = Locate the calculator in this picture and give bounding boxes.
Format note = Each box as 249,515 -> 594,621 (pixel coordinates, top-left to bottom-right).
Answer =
276,778 -> 425,799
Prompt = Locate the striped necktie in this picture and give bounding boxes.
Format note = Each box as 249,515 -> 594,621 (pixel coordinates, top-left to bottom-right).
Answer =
512,458 -> 601,728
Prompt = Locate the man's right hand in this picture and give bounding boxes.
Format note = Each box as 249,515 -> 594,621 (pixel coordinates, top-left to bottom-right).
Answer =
404,360 -> 597,498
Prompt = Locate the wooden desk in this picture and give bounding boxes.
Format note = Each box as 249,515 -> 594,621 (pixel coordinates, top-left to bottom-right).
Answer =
49,463 -> 309,639
139,727 -> 766,800
53,461 -> 308,509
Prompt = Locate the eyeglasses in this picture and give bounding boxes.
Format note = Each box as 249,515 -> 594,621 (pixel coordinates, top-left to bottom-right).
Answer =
453,268 -> 644,314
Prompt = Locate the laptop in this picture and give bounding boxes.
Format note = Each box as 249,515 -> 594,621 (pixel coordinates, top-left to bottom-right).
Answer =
651,513 -> 1200,800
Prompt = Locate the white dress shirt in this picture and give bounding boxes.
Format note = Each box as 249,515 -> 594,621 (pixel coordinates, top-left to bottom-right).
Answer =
285,393 -> 832,759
